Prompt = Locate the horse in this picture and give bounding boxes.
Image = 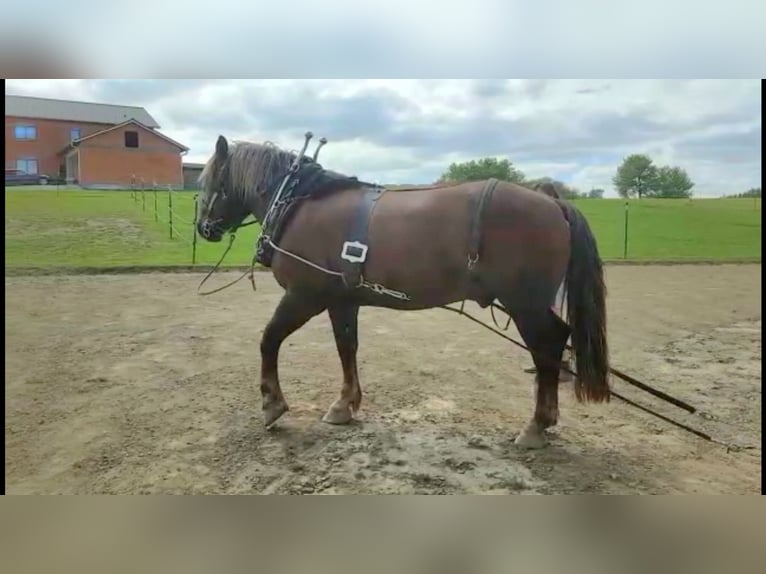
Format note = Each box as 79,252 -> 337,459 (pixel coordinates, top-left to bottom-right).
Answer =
196,134 -> 610,449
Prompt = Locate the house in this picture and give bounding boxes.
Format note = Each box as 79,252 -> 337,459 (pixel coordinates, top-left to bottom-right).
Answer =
5,94 -> 189,189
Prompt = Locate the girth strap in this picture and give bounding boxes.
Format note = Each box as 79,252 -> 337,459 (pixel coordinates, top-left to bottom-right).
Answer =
340,186 -> 385,288
468,178 -> 500,272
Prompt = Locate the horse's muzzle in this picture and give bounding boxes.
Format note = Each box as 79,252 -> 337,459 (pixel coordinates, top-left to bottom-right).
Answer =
198,218 -> 223,242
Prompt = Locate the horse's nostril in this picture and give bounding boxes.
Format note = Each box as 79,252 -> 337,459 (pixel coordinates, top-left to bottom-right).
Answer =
199,219 -> 222,240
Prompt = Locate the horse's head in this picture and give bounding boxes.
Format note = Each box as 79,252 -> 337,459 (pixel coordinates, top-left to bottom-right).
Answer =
197,135 -> 296,242
196,135 -> 248,242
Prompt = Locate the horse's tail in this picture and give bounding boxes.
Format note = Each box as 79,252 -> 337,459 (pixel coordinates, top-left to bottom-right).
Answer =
558,201 -> 610,402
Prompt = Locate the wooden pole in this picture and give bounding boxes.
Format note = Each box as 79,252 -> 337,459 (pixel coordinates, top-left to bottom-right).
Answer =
623,200 -> 630,259
192,194 -> 198,264
168,187 -> 174,239
154,189 -> 158,222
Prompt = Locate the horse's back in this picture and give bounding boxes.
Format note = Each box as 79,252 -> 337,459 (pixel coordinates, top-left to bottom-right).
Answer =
369,180 -> 570,305
276,179 -> 571,308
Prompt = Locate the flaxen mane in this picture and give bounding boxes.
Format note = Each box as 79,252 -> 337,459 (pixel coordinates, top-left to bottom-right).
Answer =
199,141 -> 296,201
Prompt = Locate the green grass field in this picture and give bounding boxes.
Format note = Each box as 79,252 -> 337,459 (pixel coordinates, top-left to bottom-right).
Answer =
4,187 -> 762,268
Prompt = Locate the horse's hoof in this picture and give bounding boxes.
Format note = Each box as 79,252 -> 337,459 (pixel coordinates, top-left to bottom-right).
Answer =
514,424 -> 548,449
322,402 -> 353,425
263,400 -> 289,428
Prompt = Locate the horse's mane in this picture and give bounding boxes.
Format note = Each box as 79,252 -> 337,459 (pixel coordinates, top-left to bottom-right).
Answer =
199,140 -> 296,201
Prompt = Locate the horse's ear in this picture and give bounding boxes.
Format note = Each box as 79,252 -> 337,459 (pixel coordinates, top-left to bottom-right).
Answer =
215,135 -> 228,161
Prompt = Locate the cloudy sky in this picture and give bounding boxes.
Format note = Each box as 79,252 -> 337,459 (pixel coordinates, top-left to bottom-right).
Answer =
6,79 -> 761,197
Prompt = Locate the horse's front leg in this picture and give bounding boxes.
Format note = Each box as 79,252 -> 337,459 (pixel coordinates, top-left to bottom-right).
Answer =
322,302 -> 362,425
260,292 -> 326,427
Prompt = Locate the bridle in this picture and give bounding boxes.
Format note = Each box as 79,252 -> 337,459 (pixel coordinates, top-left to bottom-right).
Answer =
200,133 -> 316,244
196,132 -> 346,297
196,161 -> 268,296
198,162 -> 259,240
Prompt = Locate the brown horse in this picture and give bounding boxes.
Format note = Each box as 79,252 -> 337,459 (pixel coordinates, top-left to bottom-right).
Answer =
196,135 -> 610,449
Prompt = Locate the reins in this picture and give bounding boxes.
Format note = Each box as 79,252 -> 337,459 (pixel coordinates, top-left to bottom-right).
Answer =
197,219 -> 259,296
197,131 -> 323,297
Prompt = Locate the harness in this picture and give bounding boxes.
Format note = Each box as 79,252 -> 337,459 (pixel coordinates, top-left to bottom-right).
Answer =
338,186 -> 384,289
198,133 -> 498,305
254,158 -> 377,271
467,178 -> 500,275
255,176 -> 499,301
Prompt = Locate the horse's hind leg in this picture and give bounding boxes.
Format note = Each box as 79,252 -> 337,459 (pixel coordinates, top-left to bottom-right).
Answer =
506,306 -> 571,449
260,292 -> 327,427
322,302 -> 362,425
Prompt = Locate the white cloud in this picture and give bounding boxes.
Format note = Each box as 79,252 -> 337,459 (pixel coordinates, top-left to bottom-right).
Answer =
5,79 -> 761,196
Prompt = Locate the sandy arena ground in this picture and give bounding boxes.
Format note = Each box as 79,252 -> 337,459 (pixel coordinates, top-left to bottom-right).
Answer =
5,264 -> 762,494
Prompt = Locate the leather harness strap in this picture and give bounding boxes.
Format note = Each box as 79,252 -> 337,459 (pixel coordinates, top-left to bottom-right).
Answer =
468,178 -> 500,273
338,178 -> 496,290
340,186 -> 385,288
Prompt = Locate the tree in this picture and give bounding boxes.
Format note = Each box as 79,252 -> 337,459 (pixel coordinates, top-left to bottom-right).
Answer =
613,154 -> 658,199
440,157 -> 525,184
559,184 -> 583,200
653,166 -> 694,198
588,188 -> 605,199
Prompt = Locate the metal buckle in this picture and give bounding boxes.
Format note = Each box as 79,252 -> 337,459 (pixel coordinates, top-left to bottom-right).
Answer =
341,241 -> 368,264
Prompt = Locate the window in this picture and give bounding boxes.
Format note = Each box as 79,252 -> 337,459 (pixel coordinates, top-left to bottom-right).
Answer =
14,125 -> 37,140
124,131 -> 139,148
70,127 -> 81,142
16,158 -> 38,175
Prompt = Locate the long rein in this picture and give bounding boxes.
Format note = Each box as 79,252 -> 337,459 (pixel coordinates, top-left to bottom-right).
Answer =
195,168 -> 357,297
196,218 -> 261,296
195,228 -> 751,452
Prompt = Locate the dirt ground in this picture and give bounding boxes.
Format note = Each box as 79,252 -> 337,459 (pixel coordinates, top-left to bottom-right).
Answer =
5,264 -> 762,494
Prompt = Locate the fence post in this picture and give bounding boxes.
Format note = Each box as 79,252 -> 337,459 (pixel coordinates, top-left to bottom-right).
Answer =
168,187 -> 174,239
192,194 -> 198,264
142,188 -> 146,212
623,199 -> 630,259
154,188 -> 159,222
